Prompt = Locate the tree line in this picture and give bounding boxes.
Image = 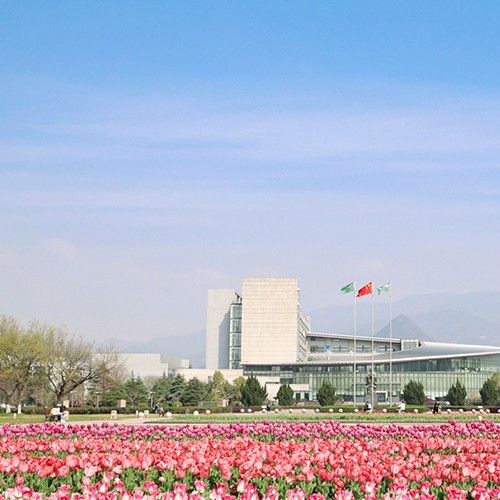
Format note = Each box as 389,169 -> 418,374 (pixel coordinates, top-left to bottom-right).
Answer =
402,375 -> 500,406
105,371 -> 249,408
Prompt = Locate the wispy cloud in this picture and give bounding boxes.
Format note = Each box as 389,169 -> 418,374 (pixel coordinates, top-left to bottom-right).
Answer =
2,78 -> 500,177
1,76 -> 500,341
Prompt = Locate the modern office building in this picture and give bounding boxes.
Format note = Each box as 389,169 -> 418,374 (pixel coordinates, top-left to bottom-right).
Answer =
206,278 -> 310,370
205,278 -> 500,403
243,332 -> 500,403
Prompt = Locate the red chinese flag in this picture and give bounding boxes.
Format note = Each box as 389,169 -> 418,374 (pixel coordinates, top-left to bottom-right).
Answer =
357,282 -> 373,297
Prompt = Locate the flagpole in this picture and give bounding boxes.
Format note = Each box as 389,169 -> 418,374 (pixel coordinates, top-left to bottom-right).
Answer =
389,280 -> 393,406
371,285 -> 375,407
353,280 -> 357,407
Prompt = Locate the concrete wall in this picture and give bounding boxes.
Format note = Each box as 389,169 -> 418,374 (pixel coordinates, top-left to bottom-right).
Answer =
173,368 -> 244,384
121,353 -> 191,379
241,278 -> 300,364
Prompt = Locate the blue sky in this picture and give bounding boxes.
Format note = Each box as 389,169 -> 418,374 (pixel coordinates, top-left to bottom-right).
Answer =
1,2 -> 500,341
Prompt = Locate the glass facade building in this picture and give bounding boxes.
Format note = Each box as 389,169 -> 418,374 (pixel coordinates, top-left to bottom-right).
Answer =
229,302 -> 242,369
242,333 -> 500,402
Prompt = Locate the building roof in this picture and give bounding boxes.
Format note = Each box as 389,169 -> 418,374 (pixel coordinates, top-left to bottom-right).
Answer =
244,338 -> 500,366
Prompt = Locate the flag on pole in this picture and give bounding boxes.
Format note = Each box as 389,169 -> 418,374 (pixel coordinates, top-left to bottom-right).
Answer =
357,282 -> 373,297
377,282 -> 391,295
341,282 -> 355,294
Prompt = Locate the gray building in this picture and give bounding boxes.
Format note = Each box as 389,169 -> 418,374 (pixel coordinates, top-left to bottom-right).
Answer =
121,353 -> 191,379
206,289 -> 242,369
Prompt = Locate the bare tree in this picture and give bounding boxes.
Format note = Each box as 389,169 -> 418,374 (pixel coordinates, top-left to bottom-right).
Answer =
30,320 -> 123,402
142,375 -> 160,392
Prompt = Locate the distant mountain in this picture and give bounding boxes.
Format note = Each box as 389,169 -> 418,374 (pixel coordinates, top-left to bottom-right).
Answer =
412,309 -> 500,346
111,329 -> 207,368
376,314 -> 433,341
308,291 -> 500,346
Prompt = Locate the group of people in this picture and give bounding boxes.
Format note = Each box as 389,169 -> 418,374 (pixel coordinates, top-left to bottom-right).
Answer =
153,403 -> 165,416
363,400 -> 406,414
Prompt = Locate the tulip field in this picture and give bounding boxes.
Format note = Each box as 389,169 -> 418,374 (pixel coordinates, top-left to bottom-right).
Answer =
2,421 -> 500,500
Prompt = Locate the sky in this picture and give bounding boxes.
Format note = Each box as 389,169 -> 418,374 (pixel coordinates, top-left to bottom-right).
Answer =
1,1 -> 500,341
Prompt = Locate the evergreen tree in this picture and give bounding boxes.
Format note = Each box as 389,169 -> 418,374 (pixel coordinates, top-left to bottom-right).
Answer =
480,378 -> 499,406
167,374 -> 186,405
180,377 -> 206,406
402,380 -> 425,405
276,383 -> 294,406
491,372 -> 500,390
240,374 -> 267,406
100,386 -> 127,407
446,379 -> 467,406
151,374 -> 171,406
121,374 -> 149,406
316,380 -> 336,406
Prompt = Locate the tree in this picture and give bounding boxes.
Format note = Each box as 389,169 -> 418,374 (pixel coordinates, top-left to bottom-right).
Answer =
0,315 -> 47,405
491,372 -> 500,390
31,320 -> 122,402
167,374 -> 186,405
226,376 -> 246,404
87,357 -> 128,407
316,380 -> 336,406
276,383 -> 294,406
403,380 -> 425,405
151,374 -> 172,406
446,380 -> 467,406
99,386 -> 127,407
205,371 -> 227,401
240,374 -> 267,406
120,374 -> 149,407
180,378 -> 206,406
480,378 -> 499,406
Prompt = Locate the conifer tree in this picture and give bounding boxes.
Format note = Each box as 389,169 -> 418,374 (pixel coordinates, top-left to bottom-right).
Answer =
240,374 -> 267,406
179,377 -> 206,406
316,380 -> 336,406
121,374 -> 149,406
276,383 -> 294,406
167,374 -> 186,405
446,379 -> 467,406
403,380 -> 425,405
480,378 -> 499,406
151,374 -> 171,405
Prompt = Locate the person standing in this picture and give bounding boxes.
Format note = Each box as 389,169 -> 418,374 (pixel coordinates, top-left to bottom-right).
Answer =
433,400 -> 439,414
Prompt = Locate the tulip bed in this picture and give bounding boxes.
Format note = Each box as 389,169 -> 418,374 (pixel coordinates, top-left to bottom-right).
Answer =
2,421 -> 500,500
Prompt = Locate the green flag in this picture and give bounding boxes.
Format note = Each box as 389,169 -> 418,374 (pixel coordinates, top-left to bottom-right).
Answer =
377,282 -> 390,295
341,282 -> 355,294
